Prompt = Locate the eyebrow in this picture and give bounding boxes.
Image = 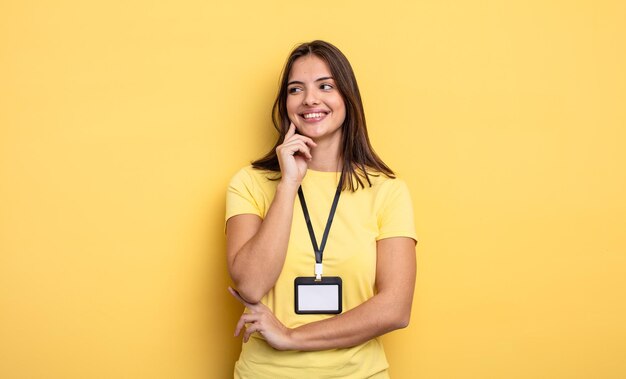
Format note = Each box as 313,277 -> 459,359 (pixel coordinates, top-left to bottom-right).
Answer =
287,76 -> 334,86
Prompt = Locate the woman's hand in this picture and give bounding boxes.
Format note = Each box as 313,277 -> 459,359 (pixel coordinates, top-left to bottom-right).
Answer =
228,287 -> 295,351
276,123 -> 317,186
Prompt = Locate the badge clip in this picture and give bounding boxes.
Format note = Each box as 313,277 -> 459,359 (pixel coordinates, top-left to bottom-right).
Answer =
315,263 -> 323,281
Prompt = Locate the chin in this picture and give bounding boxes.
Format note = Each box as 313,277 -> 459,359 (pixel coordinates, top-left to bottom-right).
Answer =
304,128 -> 342,142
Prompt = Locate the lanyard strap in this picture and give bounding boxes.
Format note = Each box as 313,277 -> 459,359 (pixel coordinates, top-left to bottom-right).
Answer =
297,173 -> 343,265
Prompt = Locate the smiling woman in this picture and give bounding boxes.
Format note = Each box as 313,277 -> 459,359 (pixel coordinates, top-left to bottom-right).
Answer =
285,55 -> 346,146
225,40 -> 417,378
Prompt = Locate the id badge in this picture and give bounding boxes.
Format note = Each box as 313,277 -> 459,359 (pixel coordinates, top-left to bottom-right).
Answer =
294,276 -> 342,314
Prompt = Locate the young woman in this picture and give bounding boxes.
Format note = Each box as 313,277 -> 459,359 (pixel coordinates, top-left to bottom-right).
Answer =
225,40 -> 417,378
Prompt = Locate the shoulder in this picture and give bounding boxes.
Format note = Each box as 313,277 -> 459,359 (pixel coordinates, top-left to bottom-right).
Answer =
229,165 -> 279,189
359,172 -> 413,212
362,170 -> 410,194
345,170 -> 412,209
226,166 -> 279,220
230,165 -> 266,181
365,173 -> 417,241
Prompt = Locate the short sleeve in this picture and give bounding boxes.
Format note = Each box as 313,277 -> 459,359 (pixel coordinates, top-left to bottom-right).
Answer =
225,167 -> 264,224
376,179 -> 418,242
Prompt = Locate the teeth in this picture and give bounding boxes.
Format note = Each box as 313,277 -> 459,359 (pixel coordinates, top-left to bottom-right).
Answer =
303,112 -> 325,119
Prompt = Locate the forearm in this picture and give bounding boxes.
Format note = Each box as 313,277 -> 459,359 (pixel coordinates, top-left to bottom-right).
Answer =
229,181 -> 299,302
229,238 -> 416,352
288,290 -> 412,351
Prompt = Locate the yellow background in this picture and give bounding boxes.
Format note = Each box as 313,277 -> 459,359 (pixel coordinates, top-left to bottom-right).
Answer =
1,0 -> 625,378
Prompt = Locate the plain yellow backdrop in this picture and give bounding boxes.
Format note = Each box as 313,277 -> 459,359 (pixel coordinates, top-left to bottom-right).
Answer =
1,0 -> 625,378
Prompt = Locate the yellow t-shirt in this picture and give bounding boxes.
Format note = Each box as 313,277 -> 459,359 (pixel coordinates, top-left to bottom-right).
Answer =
225,166 -> 417,379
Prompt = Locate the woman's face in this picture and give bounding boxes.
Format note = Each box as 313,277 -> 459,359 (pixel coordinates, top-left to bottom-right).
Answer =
286,55 -> 346,143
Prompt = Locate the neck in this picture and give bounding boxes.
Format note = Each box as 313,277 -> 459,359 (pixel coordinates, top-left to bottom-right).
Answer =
307,134 -> 342,172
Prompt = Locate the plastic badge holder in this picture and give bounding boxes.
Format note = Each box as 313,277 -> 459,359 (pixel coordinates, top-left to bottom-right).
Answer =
294,276 -> 342,314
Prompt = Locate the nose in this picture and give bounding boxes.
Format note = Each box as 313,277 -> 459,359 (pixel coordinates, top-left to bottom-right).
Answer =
303,89 -> 320,106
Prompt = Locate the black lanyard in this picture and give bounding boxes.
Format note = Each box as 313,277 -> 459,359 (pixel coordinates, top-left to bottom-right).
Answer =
297,173 -> 343,265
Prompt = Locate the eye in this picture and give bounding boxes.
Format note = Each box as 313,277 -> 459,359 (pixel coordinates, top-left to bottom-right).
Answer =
288,87 -> 302,94
320,83 -> 334,91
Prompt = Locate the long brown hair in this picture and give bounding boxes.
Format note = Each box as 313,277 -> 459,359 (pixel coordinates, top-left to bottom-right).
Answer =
252,40 -> 394,191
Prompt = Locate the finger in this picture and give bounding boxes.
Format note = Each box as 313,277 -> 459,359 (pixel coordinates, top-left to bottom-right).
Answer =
234,313 -> 255,337
284,122 -> 296,140
243,324 -> 260,343
243,322 -> 261,343
284,132 -> 317,148
298,146 -> 313,161
280,139 -> 313,160
286,141 -> 312,160
305,137 -> 317,148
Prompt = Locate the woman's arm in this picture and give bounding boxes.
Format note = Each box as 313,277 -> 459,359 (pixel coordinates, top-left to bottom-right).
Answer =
230,236 -> 416,350
226,181 -> 299,304
227,124 -> 316,303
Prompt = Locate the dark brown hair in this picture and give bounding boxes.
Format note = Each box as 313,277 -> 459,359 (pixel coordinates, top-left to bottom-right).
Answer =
252,40 -> 394,191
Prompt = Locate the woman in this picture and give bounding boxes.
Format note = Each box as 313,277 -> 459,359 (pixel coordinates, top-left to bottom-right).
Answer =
225,40 -> 417,378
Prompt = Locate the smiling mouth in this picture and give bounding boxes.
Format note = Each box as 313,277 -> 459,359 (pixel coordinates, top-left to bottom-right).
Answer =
301,112 -> 329,120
